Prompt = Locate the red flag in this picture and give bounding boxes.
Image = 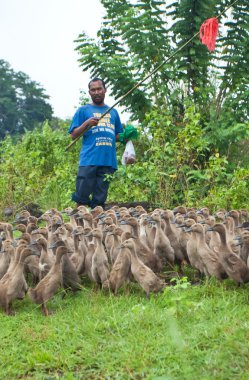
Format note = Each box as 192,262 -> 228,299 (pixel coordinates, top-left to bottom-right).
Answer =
200,17 -> 219,51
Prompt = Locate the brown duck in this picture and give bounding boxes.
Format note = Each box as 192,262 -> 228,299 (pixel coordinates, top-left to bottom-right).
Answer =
28,245 -> 67,315
121,239 -> 166,297
86,228 -> 110,287
71,226 -> 87,275
34,236 -> 55,280
103,238 -> 131,295
0,246 -> 39,315
208,223 -> 249,285
188,223 -> 227,280
49,240 -> 81,294
150,212 -> 174,269
120,217 -> 162,272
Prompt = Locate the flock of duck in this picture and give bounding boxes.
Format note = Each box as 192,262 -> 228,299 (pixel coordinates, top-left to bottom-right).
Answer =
0,204 -> 249,316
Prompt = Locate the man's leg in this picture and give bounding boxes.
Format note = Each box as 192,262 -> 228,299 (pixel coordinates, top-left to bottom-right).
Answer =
92,166 -> 115,209
71,166 -> 97,207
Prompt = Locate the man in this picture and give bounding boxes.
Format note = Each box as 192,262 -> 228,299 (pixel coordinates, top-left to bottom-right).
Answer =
69,77 -> 123,209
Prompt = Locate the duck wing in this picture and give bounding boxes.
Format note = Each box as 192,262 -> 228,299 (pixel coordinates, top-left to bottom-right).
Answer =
223,253 -> 245,272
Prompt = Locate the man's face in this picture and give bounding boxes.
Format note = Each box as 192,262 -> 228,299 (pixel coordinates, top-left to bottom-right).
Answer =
89,80 -> 106,105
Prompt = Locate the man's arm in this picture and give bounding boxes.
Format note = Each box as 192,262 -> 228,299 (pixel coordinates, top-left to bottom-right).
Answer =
70,117 -> 99,140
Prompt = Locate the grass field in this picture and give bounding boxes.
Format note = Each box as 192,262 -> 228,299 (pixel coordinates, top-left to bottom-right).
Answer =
1,272 -> 249,380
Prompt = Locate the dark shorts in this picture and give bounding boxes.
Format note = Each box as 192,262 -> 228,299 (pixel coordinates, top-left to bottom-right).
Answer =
72,165 -> 115,208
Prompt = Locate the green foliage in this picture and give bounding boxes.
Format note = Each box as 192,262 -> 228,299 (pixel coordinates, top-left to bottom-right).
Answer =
109,102 -> 249,209
161,276 -> 193,318
206,105 -> 249,155
0,120 -> 78,212
203,167 -> 249,210
0,103 -> 248,214
0,60 -> 53,140
109,160 -> 159,203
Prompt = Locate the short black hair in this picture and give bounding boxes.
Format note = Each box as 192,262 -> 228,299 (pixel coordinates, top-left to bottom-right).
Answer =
88,77 -> 106,89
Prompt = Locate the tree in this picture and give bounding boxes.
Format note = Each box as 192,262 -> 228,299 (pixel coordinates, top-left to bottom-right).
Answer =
0,60 -> 53,139
168,0 -> 218,97
75,0 -> 249,130
216,0 -> 249,119
203,0 -> 249,154
75,0 -> 171,122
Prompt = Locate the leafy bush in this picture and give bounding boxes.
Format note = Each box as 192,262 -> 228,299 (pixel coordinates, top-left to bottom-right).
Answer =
110,103 -> 249,210
0,120 -> 78,212
0,106 -> 248,215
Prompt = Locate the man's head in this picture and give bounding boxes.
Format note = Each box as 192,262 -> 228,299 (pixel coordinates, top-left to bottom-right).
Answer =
88,78 -> 106,106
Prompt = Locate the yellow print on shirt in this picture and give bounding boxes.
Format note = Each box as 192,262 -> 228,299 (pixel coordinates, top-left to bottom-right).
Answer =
96,142 -> 112,147
95,136 -> 112,147
93,113 -> 114,129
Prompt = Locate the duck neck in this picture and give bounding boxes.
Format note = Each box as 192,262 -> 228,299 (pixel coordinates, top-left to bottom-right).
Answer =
15,250 -> 32,273
218,229 -> 227,247
55,250 -> 66,265
4,225 -> 13,240
73,234 -> 80,252
70,216 -> 78,229
131,224 -> 139,238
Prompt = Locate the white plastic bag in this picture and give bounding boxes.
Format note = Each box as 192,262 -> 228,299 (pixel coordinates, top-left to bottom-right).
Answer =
121,140 -> 136,165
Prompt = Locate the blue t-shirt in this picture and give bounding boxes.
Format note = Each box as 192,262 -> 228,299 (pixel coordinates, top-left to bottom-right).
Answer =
68,104 -> 123,169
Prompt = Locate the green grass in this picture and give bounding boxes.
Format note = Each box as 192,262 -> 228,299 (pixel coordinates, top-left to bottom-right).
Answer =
1,275 -> 249,380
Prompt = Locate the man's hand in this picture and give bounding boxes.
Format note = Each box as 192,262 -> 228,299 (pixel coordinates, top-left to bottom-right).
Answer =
71,117 -> 100,140
87,117 -> 100,127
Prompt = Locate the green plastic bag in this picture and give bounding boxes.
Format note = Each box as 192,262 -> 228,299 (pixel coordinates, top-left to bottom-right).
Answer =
119,125 -> 139,144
